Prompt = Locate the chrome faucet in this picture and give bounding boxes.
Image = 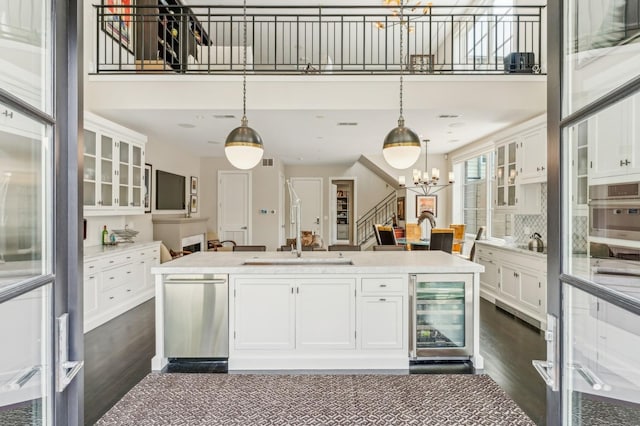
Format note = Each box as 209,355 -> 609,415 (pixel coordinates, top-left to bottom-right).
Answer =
286,179 -> 302,257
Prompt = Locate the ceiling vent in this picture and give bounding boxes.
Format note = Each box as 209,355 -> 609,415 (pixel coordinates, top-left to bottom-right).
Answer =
337,122 -> 358,126
213,114 -> 236,119
262,158 -> 274,167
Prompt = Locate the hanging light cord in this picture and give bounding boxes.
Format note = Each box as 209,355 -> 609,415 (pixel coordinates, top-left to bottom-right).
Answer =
399,0 -> 404,122
242,0 -> 248,123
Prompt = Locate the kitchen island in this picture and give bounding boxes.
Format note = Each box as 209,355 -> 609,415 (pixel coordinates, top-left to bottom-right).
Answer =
151,250 -> 484,371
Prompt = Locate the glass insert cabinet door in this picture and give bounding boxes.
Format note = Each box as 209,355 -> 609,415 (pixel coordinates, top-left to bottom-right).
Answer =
563,285 -> 640,425
410,274 -> 473,358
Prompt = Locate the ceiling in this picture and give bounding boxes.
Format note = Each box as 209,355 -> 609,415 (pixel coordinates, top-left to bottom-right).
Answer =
88,75 -> 547,166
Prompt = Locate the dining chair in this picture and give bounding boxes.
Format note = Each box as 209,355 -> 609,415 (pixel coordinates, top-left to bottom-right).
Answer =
449,224 -> 466,254
466,226 -> 486,262
280,245 -> 315,251
428,228 -> 455,254
373,224 -> 397,245
233,245 -> 267,252
373,245 -> 405,251
328,244 -> 361,251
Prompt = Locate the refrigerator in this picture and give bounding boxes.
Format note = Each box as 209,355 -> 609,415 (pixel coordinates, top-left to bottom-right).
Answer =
409,274 -> 473,359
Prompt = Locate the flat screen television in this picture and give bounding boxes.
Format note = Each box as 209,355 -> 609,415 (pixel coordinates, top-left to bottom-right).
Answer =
156,170 -> 186,210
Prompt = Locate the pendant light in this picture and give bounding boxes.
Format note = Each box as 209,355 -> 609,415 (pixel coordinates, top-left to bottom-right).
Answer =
382,0 -> 421,170
225,0 -> 264,170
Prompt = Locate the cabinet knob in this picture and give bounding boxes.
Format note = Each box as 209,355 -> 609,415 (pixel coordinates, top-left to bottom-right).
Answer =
379,298 -> 387,302
379,284 -> 387,287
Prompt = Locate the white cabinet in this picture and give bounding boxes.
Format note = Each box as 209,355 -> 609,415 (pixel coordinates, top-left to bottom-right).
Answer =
476,246 -> 499,297
358,277 -> 405,350
83,242 -> 160,332
233,277 -> 356,351
475,242 -> 547,329
234,279 -> 295,350
588,95 -> 640,183
498,263 -> 520,302
297,279 -> 356,350
494,140 -> 518,209
230,274 -> 406,369
518,125 -> 547,184
83,111 -> 147,216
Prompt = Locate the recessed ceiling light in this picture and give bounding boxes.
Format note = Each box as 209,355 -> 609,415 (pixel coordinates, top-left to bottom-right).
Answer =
449,122 -> 465,128
438,114 -> 460,119
316,136 -> 324,139
195,114 -> 206,120
337,122 -> 358,126
213,114 -> 236,119
178,123 -> 196,128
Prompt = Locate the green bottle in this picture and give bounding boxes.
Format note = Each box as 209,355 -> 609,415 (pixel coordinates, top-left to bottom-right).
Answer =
102,225 -> 108,245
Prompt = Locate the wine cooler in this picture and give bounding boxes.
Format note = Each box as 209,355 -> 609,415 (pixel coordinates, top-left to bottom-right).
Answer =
409,274 -> 473,359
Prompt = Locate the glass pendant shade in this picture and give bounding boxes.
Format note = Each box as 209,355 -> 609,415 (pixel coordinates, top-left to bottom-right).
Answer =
224,119 -> 264,170
382,119 -> 421,169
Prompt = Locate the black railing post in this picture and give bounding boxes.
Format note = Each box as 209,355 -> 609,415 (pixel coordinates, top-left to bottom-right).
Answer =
495,14 -> 498,71
274,15 -> 278,71
537,7 -> 542,69
319,7 -> 322,72
473,15 -> 476,71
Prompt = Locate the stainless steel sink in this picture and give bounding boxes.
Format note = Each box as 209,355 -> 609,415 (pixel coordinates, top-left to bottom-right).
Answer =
243,257 -> 354,265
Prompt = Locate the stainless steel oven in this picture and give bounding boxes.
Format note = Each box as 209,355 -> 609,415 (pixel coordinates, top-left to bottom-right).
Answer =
589,182 -> 640,241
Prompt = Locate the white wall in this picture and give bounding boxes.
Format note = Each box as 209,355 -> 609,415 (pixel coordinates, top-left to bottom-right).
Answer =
284,161 -> 391,246
199,156 -> 285,251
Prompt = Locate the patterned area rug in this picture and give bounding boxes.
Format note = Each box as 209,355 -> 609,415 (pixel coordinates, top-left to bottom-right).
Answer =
97,373 -> 534,425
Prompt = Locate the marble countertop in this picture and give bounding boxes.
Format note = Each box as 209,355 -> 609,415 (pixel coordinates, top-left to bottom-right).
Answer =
151,250 -> 484,275
84,241 -> 161,259
475,239 -> 547,258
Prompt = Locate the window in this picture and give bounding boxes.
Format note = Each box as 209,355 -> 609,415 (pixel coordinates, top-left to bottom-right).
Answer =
459,154 -> 489,236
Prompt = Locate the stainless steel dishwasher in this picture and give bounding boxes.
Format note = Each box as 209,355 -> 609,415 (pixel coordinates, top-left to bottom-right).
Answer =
164,274 -> 228,358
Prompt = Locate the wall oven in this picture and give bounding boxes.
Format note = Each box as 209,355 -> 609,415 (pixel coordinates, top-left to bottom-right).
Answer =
589,182 -> 640,242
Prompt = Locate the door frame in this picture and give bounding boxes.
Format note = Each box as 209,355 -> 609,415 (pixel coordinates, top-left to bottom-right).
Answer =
328,177 -> 357,245
218,170 -> 252,244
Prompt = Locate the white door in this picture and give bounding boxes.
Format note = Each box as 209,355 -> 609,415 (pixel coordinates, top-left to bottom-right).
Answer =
218,171 -> 251,244
295,279 -> 356,350
279,172 -> 286,247
290,177 -> 323,237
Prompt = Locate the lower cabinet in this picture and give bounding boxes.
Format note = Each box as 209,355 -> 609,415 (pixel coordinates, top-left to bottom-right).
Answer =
230,274 -> 407,369
476,242 -> 546,329
83,242 -> 160,333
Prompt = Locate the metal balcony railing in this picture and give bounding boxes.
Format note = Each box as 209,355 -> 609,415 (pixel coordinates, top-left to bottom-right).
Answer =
356,191 -> 397,246
94,4 -> 545,75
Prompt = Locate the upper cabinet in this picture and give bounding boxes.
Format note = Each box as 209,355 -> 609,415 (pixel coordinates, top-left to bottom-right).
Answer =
518,124 -> 547,184
588,94 -> 640,184
494,139 -> 518,209
83,112 -> 147,216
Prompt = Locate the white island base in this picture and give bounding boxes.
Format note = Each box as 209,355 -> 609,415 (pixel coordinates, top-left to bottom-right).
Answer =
151,251 -> 484,372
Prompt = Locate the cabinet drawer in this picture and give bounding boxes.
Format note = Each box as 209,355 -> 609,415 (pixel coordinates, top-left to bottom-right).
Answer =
361,277 -> 404,294
84,260 -> 101,278
101,262 -> 135,291
138,246 -> 159,259
100,283 -> 137,310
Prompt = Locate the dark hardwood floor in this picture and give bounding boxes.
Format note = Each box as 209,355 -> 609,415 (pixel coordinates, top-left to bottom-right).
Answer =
84,299 -> 156,426
479,298 -> 547,425
83,297 -> 547,425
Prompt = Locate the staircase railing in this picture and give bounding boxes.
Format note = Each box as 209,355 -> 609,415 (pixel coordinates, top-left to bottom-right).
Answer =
356,191 -> 396,245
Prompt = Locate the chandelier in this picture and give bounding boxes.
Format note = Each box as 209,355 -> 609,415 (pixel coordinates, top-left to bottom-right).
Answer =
375,0 -> 433,30
398,140 -> 454,195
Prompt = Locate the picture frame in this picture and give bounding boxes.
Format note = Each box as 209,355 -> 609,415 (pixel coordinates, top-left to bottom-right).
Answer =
101,0 -> 134,54
396,196 -> 405,221
144,163 -> 152,213
190,195 -> 198,213
190,176 -> 198,194
416,194 -> 437,218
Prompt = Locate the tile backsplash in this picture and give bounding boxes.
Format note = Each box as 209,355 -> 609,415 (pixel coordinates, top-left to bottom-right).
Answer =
513,183 -> 547,245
